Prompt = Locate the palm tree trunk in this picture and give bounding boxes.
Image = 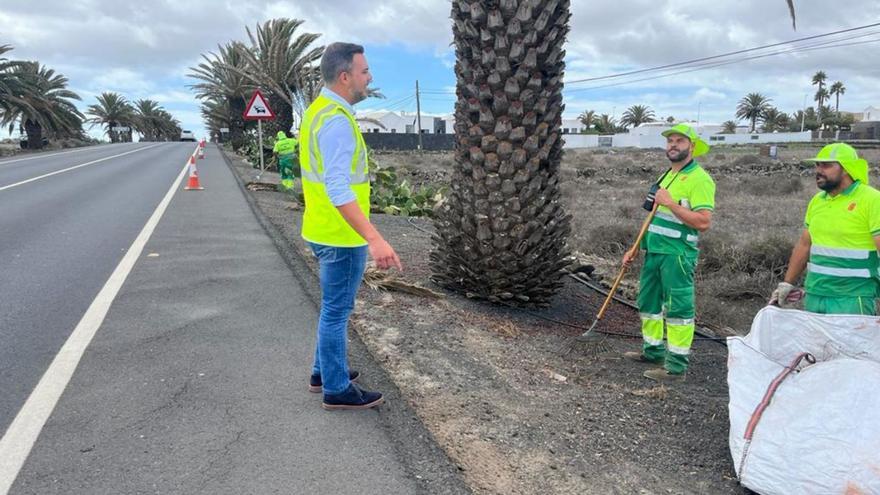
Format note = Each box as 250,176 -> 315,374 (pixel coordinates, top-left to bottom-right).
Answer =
431,0 -> 573,306
24,119 -> 43,150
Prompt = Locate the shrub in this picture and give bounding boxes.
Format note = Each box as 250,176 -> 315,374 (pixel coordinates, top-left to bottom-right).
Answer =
370,165 -> 446,217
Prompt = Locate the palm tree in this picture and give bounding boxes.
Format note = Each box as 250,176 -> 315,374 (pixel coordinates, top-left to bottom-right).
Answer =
594,114 -> 618,134
735,92 -> 771,133
233,18 -> 323,136
721,120 -> 738,134
0,45 -> 29,115
811,71 -> 827,109
200,97 -> 230,141
132,99 -> 162,141
431,0 -> 572,306
829,81 -> 846,114
619,104 -> 656,129
189,42 -> 253,150
154,109 -> 181,141
577,109 -> 596,131
86,92 -> 135,143
760,107 -> 789,133
0,61 -> 83,149
786,0 -> 796,29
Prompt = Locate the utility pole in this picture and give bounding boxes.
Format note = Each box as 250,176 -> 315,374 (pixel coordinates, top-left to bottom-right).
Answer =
415,79 -> 423,151
800,93 -> 807,132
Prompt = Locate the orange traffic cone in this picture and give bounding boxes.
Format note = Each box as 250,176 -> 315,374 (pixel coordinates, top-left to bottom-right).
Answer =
198,147 -> 205,159
184,155 -> 204,190
199,139 -> 206,148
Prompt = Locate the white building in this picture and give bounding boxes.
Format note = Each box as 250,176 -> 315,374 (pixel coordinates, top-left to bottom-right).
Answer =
356,111 -> 414,134
560,118 -> 589,134
863,106 -> 880,122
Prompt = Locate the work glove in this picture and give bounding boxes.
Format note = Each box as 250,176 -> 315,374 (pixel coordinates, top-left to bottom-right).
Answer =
769,282 -> 802,308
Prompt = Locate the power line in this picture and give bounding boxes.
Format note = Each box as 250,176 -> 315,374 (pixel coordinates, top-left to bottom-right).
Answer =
563,35 -> 880,95
566,21 -> 880,86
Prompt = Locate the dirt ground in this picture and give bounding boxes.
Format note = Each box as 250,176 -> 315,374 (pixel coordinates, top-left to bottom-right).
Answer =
227,143 -> 880,494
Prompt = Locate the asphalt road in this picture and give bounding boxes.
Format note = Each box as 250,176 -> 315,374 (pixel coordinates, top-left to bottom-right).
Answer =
0,142 -> 189,433
0,143 -> 453,494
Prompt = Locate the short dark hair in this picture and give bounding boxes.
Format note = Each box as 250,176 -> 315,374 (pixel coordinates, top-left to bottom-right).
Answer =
321,42 -> 365,84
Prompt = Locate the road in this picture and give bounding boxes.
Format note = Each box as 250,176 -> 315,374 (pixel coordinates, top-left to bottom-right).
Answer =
0,143 -> 461,494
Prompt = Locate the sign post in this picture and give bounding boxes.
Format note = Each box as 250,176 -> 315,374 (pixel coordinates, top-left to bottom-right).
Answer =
242,90 -> 276,177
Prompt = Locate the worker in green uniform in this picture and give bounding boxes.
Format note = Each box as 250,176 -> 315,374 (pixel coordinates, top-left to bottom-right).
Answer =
623,123 -> 716,382
772,143 -> 880,315
273,130 -> 299,190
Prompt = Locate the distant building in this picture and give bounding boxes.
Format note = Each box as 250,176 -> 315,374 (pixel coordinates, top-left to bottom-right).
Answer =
863,106 -> 880,122
560,118 -> 589,134
356,111 -> 414,134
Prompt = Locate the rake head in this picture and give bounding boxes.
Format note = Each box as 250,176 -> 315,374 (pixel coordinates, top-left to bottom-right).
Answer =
559,320 -> 613,356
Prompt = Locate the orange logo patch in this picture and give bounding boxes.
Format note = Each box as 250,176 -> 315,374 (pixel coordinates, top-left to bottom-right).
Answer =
848,202 -> 857,211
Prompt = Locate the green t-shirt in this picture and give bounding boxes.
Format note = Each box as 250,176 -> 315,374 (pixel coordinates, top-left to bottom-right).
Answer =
642,160 -> 716,256
804,181 -> 880,297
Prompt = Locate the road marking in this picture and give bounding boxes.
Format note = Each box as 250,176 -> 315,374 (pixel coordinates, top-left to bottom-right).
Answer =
0,144 -> 164,192
0,149 -> 195,494
0,144 -> 119,166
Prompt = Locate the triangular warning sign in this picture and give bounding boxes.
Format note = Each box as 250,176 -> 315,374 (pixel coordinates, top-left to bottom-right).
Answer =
243,90 -> 275,120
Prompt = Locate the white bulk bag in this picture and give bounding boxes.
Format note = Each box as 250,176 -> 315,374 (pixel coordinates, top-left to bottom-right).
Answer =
727,306 -> 880,495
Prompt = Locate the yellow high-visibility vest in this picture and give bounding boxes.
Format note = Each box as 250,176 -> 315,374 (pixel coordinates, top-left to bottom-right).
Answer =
299,94 -> 370,247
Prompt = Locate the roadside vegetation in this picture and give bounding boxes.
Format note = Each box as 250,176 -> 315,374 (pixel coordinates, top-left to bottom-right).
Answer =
0,44 -> 182,152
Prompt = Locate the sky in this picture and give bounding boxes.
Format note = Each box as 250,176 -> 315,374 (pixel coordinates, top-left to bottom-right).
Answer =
2,1 -> 879,140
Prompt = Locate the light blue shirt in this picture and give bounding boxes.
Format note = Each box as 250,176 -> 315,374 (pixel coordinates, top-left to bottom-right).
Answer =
317,88 -> 359,206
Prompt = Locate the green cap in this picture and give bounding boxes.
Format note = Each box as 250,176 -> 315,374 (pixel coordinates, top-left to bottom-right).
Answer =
804,143 -> 869,185
661,123 -> 709,157
276,131 -> 286,140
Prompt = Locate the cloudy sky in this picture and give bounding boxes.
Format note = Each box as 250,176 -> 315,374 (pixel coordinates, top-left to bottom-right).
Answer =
3,1 -> 879,139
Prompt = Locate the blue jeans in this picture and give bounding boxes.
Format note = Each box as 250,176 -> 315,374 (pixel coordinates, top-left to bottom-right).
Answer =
308,242 -> 368,395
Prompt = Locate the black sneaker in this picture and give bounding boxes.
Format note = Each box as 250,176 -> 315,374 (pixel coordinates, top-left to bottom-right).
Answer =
309,370 -> 361,393
322,383 -> 384,411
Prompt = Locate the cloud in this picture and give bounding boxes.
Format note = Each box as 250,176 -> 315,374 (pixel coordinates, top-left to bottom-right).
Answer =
2,1 -> 879,136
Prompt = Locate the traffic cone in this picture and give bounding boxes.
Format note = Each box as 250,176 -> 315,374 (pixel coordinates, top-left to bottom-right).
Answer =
199,139 -> 206,148
184,155 -> 204,190
198,147 -> 205,159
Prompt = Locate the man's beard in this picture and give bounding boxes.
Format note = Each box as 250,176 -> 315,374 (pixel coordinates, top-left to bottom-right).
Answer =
666,148 -> 689,163
817,174 -> 840,192
351,89 -> 367,104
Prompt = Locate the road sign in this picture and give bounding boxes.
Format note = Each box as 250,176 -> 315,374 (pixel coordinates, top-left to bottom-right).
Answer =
111,126 -> 130,132
243,90 -> 275,120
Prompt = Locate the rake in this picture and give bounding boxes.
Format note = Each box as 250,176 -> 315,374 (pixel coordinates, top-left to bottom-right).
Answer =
563,203 -> 658,355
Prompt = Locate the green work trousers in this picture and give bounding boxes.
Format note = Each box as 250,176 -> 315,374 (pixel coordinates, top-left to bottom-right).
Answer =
637,252 -> 697,374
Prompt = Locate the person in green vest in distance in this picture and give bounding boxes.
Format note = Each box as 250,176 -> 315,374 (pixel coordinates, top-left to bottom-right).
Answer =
299,42 -> 402,410
772,143 -> 880,315
623,123 -> 716,383
273,130 -> 298,190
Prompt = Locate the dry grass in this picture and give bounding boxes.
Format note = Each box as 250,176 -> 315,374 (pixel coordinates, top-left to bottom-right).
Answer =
374,144 -> 880,333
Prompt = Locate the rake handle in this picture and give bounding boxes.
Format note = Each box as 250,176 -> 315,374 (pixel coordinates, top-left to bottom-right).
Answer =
594,203 -> 659,321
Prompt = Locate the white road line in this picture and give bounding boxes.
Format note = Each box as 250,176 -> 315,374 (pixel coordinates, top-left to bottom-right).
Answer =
0,144 -> 118,166
0,143 -> 163,192
0,149 -> 195,495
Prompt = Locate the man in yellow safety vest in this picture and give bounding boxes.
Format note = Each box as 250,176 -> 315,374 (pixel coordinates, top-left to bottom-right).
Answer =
299,42 -> 402,411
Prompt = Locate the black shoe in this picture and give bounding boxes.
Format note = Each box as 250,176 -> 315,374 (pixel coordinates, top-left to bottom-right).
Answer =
322,383 -> 384,411
309,370 -> 360,393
